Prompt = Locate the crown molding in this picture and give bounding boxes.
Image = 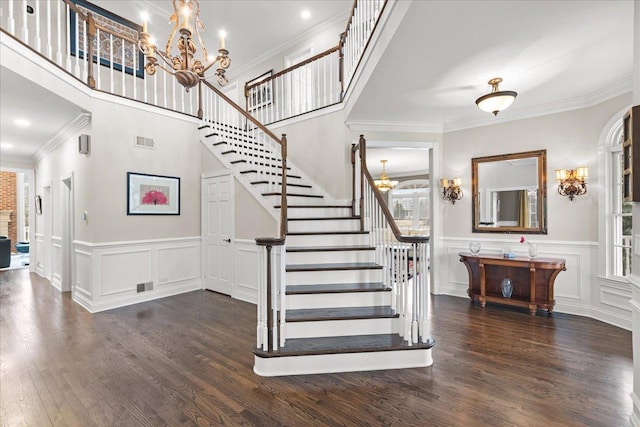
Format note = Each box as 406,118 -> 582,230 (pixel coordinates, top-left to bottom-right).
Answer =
346,120 -> 444,134
32,112 -> 91,162
231,10 -> 350,78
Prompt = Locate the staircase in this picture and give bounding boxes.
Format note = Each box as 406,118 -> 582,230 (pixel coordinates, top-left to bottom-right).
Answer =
200,123 -> 434,377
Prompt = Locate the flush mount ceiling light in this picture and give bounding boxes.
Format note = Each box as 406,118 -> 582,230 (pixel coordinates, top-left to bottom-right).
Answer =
475,77 -> 517,116
14,118 -> 31,127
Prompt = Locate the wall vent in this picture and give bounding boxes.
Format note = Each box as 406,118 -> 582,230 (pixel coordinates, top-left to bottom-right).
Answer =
136,281 -> 154,293
136,283 -> 145,293
135,136 -> 155,149
145,281 -> 154,291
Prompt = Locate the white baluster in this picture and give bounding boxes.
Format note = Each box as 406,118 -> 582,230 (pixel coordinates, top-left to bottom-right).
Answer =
7,0 -> 15,35
46,0 -> 52,59
132,41 -> 137,100
279,242 -> 286,348
109,34 -> 114,94
20,0 -> 27,42
82,20 -> 87,80
95,28 -> 101,89
120,38 -> 126,96
34,1 -> 41,51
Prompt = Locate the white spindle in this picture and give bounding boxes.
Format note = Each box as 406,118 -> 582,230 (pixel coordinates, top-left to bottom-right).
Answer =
7,0 -> 15,35
279,242 -> 286,347
21,0 -> 27,41
46,0 -> 52,59
57,2 -> 63,65
120,39 -> 125,96
109,34 -> 114,94
96,28 -> 101,89
132,41 -> 137,100
34,1 -> 41,51
82,20 -> 88,82
153,73 -> 157,106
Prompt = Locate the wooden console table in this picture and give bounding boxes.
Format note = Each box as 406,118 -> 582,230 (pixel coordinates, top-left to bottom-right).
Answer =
459,252 -> 566,315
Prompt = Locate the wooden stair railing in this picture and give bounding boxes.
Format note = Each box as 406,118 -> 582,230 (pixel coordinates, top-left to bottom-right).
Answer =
244,0 -> 388,125
353,135 -> 431,344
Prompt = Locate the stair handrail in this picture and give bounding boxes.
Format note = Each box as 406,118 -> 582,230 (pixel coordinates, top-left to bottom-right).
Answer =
352,135 -> 431,345
353,136 -> 428,244
201,79 -> 288,237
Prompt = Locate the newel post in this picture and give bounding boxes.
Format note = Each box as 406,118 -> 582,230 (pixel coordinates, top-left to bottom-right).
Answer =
359,135 -> 366,232
86,12 -> 96,89
280,134 -> 288,237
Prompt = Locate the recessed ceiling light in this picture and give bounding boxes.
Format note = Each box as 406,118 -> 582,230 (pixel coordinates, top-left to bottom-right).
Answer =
15,118 -> 31,127
1,143 -> 14,149
301,10 -> 311,20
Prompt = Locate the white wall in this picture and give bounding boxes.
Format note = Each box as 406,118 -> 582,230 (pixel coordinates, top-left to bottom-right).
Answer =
438,93 -> 634,329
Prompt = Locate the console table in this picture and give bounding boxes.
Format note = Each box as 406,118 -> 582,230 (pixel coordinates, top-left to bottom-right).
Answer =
459,252 -> 566,315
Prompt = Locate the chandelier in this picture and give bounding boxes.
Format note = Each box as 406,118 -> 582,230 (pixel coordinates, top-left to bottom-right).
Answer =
374,160 -> 399,193
475,77 -> 517,116
138,0 -> 231,91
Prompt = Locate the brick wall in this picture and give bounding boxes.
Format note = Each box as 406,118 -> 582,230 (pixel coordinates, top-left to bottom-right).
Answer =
0,171 -> 18,252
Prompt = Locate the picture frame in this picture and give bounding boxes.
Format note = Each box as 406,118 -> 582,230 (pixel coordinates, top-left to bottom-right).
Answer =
35,195 -> 42,215
69,0 -> 145,78
246,70 -> 273,111
127,172 -> 180,215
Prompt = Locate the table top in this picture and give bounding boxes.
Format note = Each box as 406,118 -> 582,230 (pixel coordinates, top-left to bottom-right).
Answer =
459,252 -> 566,268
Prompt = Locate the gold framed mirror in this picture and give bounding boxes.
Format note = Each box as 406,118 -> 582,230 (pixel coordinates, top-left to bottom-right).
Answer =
472,149 -> 547,234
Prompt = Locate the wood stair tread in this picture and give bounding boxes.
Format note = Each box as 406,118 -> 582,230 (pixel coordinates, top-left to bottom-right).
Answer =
286,262 -> 382,272
288,216 -> 359,221
253,334 -> 434,358
262,192 -> 323,198
286,245 -> 375,252
241,170 -> 302,179
287,231 -> 368,236
286,282 -> 390,294
286,306 -> 397,322
251,181 -> 312,188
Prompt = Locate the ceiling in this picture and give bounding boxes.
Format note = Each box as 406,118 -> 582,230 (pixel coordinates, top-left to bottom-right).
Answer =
0,0 -> 635,169
0,67 -> 85,162
348,0 -> 634,132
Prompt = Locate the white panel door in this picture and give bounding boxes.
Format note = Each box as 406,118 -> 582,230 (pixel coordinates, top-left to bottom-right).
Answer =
202,174 -> 234,295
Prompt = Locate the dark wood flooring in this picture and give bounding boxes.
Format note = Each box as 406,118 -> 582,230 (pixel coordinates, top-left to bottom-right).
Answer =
0,269 -> 633,426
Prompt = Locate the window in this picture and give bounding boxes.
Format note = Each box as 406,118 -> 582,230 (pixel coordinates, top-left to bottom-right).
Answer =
609,131 -> 632,277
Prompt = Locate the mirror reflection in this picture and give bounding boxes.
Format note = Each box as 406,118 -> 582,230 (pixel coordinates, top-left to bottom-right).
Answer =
472,150 -> 547,234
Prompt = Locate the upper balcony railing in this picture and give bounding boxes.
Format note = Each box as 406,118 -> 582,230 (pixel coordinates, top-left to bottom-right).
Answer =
1,0 -> 199,116
245,0 -> 388,125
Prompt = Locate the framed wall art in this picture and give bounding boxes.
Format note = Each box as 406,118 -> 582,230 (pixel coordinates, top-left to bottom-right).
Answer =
69,0 -> 145,78
127,172 -> 180,215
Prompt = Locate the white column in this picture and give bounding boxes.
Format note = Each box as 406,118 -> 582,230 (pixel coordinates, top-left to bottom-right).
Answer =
630,1 -> 640,425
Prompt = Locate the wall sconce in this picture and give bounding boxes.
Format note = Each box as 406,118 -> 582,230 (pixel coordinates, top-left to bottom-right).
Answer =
440,177 -> 463,204
555,167 -> 588,201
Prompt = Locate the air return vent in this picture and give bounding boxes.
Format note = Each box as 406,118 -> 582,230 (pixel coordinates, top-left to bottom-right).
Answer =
135,136 -> 155,149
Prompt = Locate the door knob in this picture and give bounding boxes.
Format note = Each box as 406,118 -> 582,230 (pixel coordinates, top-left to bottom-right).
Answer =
223,238 -> 231,243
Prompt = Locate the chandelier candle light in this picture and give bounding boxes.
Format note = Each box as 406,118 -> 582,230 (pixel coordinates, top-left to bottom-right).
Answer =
138,0 -> 231,91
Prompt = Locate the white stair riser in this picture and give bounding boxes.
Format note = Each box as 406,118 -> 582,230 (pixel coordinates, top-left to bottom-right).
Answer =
286,250 -> 375,264
254,349 -> 432,377
286,291 -> 391,309
286,269 -> 382,285
286,233 -> 370,247
288,219 -> 361,233
265,195 -> 323,206
287,207 -> 352,218
286,317 -> 396,338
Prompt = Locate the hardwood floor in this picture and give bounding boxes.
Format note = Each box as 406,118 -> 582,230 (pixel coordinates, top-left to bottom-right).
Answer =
0,269 -> 633,426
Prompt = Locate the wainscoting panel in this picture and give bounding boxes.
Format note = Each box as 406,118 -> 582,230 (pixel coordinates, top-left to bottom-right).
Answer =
233,239 -> 260,304
51,236 -> 62,290
34,233 -> 44,277
72,237 -> 202,313
157,245 -> 199,286
438,237 -> 630,330
99,249 -> 152,296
